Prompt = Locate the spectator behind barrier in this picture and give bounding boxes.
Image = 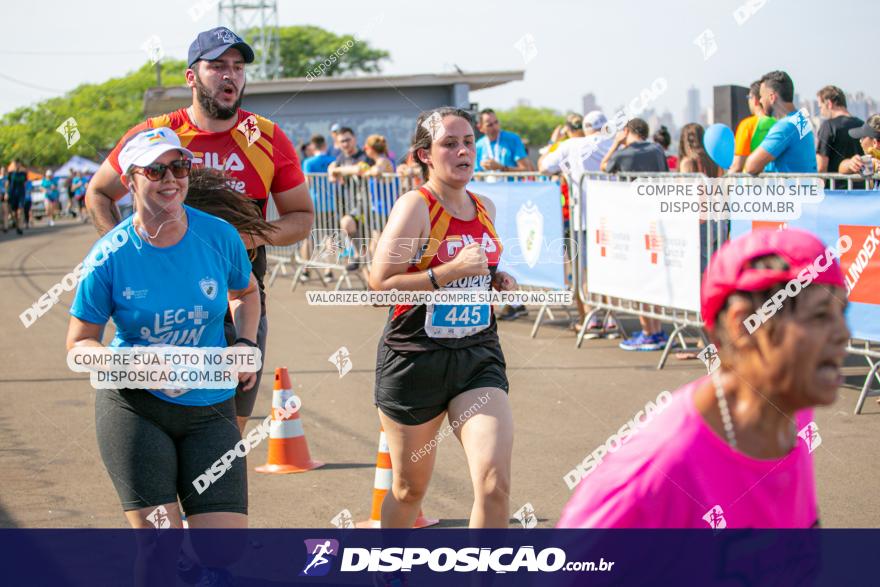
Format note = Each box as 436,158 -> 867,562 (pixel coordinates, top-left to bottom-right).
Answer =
600,118 -> 669,173
678,123 -> 722,177
838,114 -> 880,176
538,111 -> 612,175
653,125 -> 677,171
328,127 -> 375,180
745,70 -> 817,174
730,80 -> 776,173
475,108 -> 535,173
815,85 -> 864,173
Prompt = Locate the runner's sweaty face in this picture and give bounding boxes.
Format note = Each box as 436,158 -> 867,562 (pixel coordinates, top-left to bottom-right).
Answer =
736,286 -> 849,410
423,116 -> 476,187
190,48 -> 246,120
129,150 -> 189,221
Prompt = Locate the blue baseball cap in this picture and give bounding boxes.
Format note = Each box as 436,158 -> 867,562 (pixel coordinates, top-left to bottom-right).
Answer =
188,27 -> 255,68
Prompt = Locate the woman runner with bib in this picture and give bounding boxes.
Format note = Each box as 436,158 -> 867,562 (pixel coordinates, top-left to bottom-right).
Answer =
369,107 -> 516,528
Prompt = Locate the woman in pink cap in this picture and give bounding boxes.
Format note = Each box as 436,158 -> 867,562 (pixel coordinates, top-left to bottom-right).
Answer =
558,228 -> 850,528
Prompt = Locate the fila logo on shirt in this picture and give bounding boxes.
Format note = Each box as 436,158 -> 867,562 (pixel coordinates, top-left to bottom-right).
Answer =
192,151 -> 245,172
443,233 -> 498,258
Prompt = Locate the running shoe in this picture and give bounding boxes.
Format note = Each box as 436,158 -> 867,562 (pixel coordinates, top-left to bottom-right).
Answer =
639,331 -> 669,351
619,331 -> 668,351
619,331 -> 669,351
585,315 -> 604,330
619,331 -> 650,351
604,315 -> 621,339
498,305 -> 529,321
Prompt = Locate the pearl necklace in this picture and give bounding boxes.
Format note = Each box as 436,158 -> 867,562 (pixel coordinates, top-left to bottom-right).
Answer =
711,370 -> 737,448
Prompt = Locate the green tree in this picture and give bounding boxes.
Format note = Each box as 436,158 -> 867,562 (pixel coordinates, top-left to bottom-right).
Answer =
0,60 -> 186,167
495,106 -> 566,149
248,25 -> 389,78
0,24 -> 391,167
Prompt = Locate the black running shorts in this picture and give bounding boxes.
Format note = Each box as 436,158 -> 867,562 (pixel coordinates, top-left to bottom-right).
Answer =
375,342 -> 509,425
95,388 -> 247,516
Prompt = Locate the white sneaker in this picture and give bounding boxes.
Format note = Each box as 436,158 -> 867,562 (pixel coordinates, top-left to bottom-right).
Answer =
49,220 -> 55,227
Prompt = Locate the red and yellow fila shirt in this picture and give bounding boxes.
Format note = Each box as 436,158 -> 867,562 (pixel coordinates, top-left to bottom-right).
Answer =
108,107 -> 305,218
384,187 -> 504,351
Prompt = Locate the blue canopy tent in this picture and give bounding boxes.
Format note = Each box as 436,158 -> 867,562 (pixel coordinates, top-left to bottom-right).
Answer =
54,155 -> 99,178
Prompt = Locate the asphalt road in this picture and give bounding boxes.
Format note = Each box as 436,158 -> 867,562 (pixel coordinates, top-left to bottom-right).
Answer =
2,218 -> 878,528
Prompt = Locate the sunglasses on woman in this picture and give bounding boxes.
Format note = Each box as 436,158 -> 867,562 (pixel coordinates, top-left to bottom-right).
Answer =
133,159 -> 192,181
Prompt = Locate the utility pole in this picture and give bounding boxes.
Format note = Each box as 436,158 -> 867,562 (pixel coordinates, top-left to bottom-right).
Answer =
218,0 -> 281,80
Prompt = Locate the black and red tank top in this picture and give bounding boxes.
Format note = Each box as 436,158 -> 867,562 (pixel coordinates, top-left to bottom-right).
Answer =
383,187 -> 503,351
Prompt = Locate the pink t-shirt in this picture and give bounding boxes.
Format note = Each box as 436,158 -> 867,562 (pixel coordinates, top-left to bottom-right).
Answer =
557,377 -> 819,528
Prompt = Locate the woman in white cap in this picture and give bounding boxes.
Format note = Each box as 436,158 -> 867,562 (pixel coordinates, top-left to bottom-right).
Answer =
66,127 -> 260,530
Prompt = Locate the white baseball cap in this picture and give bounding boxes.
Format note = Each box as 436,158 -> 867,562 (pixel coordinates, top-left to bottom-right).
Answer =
583,110 -> 608,131
118,127 -> 194,174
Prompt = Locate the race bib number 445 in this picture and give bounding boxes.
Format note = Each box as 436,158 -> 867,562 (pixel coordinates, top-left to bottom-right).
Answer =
424,290 -> 490,339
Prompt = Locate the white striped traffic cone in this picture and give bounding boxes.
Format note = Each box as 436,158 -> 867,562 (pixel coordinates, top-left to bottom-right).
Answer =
255,367 -> 324,474
357,426 -> 438,528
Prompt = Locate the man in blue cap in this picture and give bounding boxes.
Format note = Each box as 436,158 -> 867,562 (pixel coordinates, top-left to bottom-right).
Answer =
86,27 -> 314,437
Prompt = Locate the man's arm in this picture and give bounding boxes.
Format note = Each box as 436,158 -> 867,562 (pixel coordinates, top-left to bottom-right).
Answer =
729,155 -> 747,173
744,147 -> 775,175
815,121 -> 832,173
253,183 -> 314,247
84,159 -> 127,236
514,157 -> 535,172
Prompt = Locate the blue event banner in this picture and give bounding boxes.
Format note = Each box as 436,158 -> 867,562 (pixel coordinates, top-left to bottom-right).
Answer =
468,180 -> 567,290
730,190 -> 880,341
1,529 -> 877,586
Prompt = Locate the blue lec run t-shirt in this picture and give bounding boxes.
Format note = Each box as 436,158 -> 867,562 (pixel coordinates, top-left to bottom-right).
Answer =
475,130 -> 528,171
760,110 -> 818,173
70,206 -> 252,406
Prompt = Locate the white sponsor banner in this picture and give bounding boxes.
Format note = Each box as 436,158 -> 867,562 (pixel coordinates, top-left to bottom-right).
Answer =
586,179 -> 701,312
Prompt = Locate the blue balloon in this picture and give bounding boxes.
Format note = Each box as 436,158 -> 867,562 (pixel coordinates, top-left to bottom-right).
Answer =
703,123 -> 735,170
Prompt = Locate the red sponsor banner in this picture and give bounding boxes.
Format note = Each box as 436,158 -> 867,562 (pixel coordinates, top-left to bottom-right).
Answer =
838,225 -> 880,304
751,220 -> 788,231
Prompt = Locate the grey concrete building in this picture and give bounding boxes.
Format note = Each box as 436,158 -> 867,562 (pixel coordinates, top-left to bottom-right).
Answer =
143,71 -> 524,161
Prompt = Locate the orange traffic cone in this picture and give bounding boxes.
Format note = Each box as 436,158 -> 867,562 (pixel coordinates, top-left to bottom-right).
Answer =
255,367 -> 324,474
357,426 -> 438,528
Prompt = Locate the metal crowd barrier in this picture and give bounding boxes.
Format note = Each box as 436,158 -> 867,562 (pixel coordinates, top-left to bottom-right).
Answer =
552,172 -> 716,369
559,172 -> 880,396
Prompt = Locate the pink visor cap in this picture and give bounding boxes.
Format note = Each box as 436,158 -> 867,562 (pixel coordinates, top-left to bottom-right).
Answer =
701,228 -> 847,331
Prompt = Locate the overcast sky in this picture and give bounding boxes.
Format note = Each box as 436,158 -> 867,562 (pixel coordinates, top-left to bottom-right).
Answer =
2,0 -> 876,122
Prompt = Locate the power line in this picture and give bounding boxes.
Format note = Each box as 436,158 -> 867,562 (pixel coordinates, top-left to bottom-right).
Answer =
0,72 -> 66,94
0,46 -> 186,56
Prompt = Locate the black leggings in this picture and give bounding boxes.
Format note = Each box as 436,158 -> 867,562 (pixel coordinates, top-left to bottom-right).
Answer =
95,389 -> 247,516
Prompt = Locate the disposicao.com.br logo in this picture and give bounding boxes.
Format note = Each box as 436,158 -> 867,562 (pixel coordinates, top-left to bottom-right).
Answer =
298,539 -> 610,575
300,539 -> 339,577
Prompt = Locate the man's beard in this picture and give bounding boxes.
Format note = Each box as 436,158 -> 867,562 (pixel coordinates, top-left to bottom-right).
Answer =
194,73 -> 244,120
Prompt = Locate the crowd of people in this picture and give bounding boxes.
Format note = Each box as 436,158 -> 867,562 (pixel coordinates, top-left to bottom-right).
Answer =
0,162 -> 93,234
0,23 -> 870,583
